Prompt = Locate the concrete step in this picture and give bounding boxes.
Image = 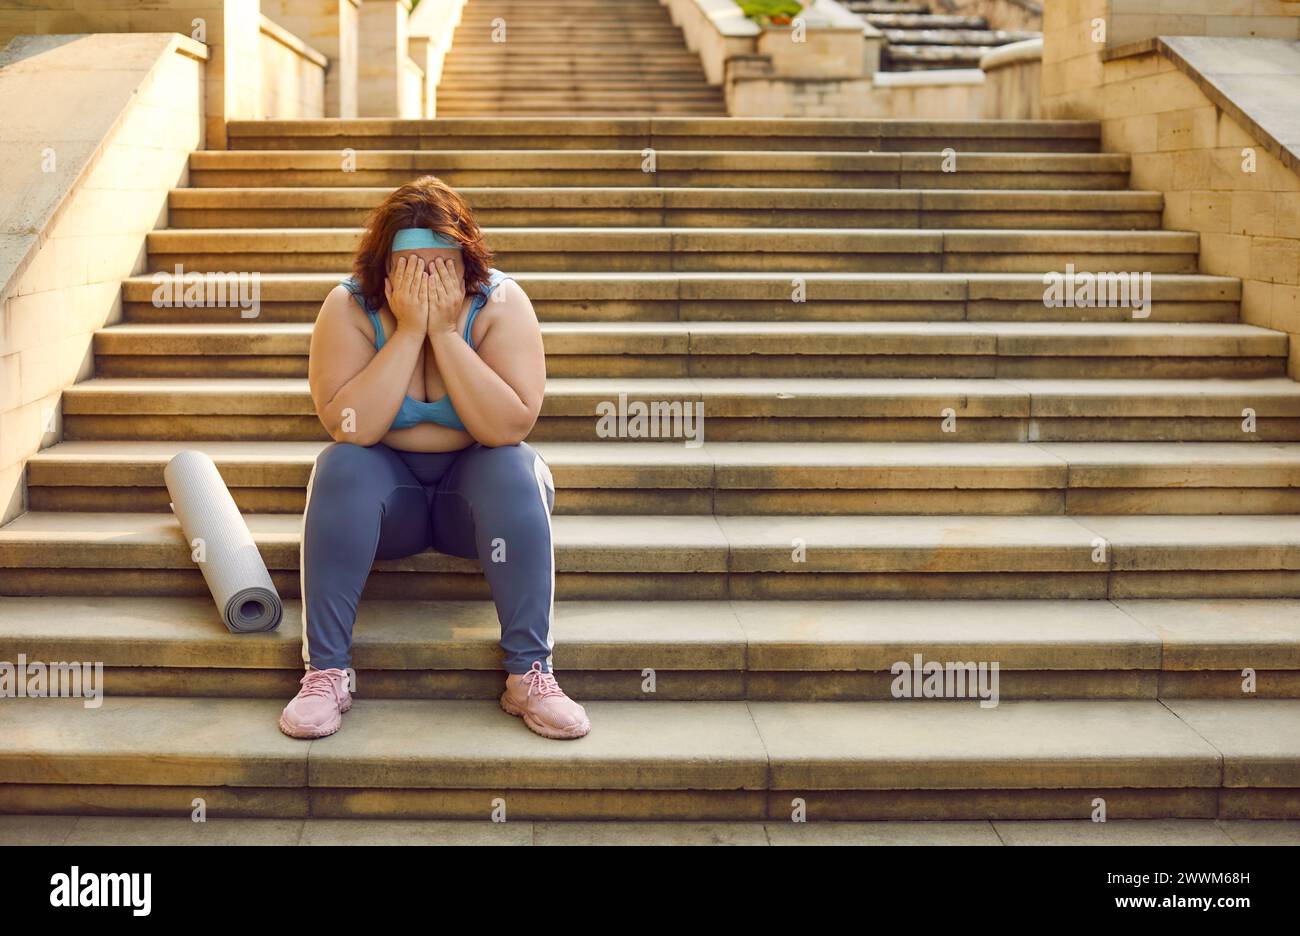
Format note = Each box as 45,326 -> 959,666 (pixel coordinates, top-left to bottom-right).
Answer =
121,272 -> 1241,325
850,1 -> 939,13
24,440 -> 1300,516
885,45 -> 996,68
437,64 -> 711,78
432,105 -> 731,118
865,14 -> 991,29
435,85 -> 725,99
432,105 -> 731,117
3,510 -> 1299,600
1,596 -> 1296,700
166,187 -> 1166,230
449,37 -> 695,48
6,816 -> 1295,845
0,697 -> 1293,819
441,58 -> 707,72
435,87 -> 724,101
441,52 -> 707,65
188,150 -> 1128,190
435,79 -> 720,94
90,321 -> 1287,381
222,118 -> 1100,153
879,28 -> 1040,47
145,227 -> 1198,275
55,376 -> 1300,443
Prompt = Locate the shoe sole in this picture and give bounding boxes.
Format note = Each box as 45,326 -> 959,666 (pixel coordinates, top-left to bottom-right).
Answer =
500,694 -> 591,740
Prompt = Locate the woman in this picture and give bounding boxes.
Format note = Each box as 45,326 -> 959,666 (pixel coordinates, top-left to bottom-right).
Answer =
279,176 -> 590,741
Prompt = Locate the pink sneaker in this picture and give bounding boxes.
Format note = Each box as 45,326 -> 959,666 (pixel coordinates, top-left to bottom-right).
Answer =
279,668 -> 352,739
501,662 -> 591,739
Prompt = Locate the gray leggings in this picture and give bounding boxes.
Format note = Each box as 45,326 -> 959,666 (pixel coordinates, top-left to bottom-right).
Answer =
299,441 -> 556,674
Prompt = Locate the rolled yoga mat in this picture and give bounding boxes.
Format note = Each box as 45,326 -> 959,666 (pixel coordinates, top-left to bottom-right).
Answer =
164,449 -> 283,633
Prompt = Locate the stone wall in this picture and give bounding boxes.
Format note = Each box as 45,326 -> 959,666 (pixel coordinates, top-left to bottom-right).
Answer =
358,0 -> 418,117
1108,0 -> 1300,46
1043,1 -> 1300,119
1042,4 -> 1300,375
1101,42 -> 1300,377
0,34 -> 206,523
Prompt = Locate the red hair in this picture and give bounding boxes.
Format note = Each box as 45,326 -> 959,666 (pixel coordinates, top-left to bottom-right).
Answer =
351,176 -> 493,312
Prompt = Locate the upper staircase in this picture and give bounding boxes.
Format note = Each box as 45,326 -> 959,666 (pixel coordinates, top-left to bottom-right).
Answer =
434,0 -> 726,116
845,0 -> 1041,71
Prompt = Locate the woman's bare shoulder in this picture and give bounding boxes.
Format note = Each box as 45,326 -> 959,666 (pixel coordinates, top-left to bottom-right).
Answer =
485,276 -> 534,315
315,284 -> 372,336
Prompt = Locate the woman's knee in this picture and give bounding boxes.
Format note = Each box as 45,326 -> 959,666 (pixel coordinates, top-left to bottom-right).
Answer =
311,442 -> 380,494
465,444 -> 553,508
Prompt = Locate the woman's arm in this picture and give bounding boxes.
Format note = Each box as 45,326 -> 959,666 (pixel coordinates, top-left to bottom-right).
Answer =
426,260 -> 546,447
308,258 -> 431,445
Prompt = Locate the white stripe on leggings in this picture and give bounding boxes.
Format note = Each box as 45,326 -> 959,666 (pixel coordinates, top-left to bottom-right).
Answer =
298,449 -> 323,668
532,452 -> 556,669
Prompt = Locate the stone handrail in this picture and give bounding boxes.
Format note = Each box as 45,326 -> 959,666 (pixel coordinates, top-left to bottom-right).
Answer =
979,36 -> 1041,118
980,35 -> 1042,71
259,14 -> 328,69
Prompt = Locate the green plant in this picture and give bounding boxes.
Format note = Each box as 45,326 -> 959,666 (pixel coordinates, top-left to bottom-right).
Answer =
737,0 -> 803,24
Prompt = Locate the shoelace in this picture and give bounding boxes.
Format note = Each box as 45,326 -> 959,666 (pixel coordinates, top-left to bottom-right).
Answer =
523,663 -> 565,700
298,669 -> 342,700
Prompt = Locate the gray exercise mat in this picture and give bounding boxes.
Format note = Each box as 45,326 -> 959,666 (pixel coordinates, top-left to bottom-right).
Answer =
164,449 -> 283,633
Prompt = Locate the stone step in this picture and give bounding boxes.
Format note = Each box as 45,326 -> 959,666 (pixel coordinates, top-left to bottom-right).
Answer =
1,596 -> 1296,700
55,376 -> 1300,443
445,37 -> 699,49
188,150 -> 1128,190
0,697 -> 1293,819
222,118 -> 1100,153
145,227 -> 1198,275
885,44 -> 996,68
879,28 -> 1040,47
7,816 -> 1295,846
848,1 -> 934,15
450,36 -> 694,46
456,13 -> 677,21
166,187 -> 1166,230
436,79 -> 719,93
2,510 -> 1299,600
432,105 -> 731,117
432,105 -> 731,118
438,64 -> 710,77
90,321 -> 1286,381
432,86 -> 716,98
442,51 -> 706,65
864,14 -> 990,29
428,97 -> 725,107
435,84 -> 725,98
24,440 -> 1300,516
441,58 -> 707,73
120,272 -> 1241,325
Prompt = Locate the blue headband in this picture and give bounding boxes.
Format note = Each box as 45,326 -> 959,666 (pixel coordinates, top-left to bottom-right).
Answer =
391,227 -> 461,252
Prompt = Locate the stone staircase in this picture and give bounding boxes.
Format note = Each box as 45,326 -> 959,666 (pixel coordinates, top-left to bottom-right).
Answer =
845,1 -> 1040,71
2,116 -> 1299,823
434,0 -> 725,116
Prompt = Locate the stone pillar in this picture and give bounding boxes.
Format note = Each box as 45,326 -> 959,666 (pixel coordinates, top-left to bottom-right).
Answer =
1039,0 -> 1110,120
357,0 -> 413,117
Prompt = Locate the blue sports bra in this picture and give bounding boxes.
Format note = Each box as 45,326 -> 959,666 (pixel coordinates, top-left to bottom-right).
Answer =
341,269 -> 513,432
